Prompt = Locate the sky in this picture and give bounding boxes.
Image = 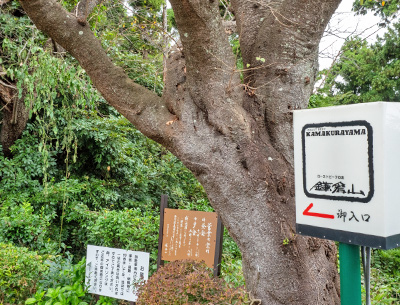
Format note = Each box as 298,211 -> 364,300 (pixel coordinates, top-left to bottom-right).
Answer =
319,1 -> 387,70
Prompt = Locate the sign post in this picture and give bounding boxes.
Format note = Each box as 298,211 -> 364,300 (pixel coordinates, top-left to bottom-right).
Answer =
339,243 -> 362,305
294,102 -> 400,304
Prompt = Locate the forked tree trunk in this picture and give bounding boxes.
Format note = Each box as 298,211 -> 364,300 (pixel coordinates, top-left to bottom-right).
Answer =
20,0 -> 342,303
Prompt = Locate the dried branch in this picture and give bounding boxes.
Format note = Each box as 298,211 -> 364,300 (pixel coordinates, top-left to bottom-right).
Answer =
0,80 -> 17,90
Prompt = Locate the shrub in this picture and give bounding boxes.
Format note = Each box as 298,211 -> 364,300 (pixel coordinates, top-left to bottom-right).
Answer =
85,207 -> 160,272
25,257 -> 91,305
0,243 -> 48,305
26,257 -> 119,305
374,248 -> 400,274
0,202 -> 54,252
86,208 -> 158,251
364,249 -> 400,304
135,260 -> 250,305
221,255 -> 245,288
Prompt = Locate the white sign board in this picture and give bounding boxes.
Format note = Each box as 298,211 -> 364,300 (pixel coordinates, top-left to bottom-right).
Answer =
85,245 -> 149,302
294,102 -> 400,249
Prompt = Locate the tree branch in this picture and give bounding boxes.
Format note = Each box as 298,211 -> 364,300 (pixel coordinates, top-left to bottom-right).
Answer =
75,0 -> 104,25
0,79 -> 17,90
231,0 -> 342,165
169,0 -> 250,139
19,0 -> 176,145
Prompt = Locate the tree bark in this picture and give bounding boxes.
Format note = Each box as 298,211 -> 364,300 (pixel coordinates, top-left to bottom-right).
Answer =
20,0 -> 342,303
0,78 -> 29,157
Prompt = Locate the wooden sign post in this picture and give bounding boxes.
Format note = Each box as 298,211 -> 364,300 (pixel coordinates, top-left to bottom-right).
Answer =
157,195 -> 224,277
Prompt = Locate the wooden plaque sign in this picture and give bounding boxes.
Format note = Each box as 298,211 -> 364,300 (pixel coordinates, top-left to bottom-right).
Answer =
161,208 -> 219,268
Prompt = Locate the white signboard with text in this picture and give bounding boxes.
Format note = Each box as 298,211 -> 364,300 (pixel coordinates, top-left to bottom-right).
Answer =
85,245 -> 149,302
294,102 -> 400,249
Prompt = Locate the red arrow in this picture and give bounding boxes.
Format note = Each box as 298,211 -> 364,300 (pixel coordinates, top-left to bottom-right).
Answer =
303,203 -> 334,219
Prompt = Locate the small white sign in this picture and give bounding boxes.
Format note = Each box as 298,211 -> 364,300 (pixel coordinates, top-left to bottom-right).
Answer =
85,245 -> 149,302
294,102 -> 400,249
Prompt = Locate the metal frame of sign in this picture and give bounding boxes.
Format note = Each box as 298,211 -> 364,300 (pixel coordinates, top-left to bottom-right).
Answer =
157,194 -> 224,277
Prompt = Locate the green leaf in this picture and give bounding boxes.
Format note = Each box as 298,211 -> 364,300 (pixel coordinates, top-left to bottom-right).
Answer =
46,288 -> 55,297
25,298 -> 37,304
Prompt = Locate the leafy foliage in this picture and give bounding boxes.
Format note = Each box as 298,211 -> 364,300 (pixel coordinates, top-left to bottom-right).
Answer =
85,207 -> 160,272
88,0 -> 166,95
354,0 -> 400,23
311,22 -> 400,107
0,243 -> 49,304
25,257 -> 91,305
0,201 -> 55,251
359,249 -> 400,304
136,260 -> 250,305
220,254 -> 245,288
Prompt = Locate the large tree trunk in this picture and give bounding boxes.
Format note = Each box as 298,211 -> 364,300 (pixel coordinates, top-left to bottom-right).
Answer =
20,0 -> 342,303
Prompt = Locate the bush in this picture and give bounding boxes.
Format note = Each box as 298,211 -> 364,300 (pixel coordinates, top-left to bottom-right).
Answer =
25,257 -> 92,305
364,249 -> 400,304
136,260 -> 250,305
86,208 -> 158,250
85,207 -> 160,273
0,243 -> 48,305
0,202 -> 55,252
374,248 -> 400,274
